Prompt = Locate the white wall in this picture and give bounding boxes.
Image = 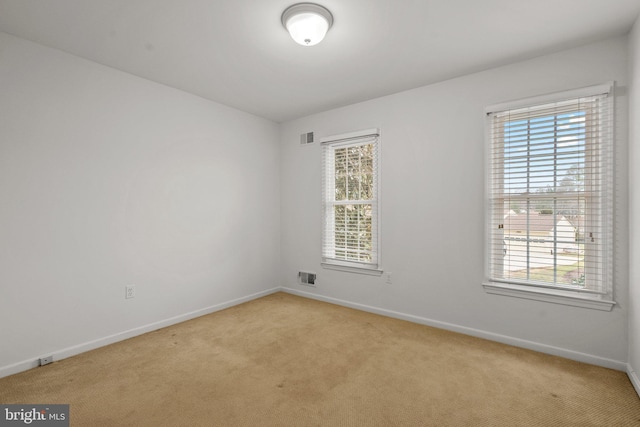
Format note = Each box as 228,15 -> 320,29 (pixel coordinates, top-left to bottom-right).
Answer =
1,27 -> 634,380
0,32 -> 280,375
628,16 -> 640,393
281,36 -> 629,368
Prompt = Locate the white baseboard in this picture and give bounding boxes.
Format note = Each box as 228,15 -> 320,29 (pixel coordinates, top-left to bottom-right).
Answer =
1,286 -> 630,380
628,364 -> 640,398
0,287 -> 281,379
282,288 -> 628,372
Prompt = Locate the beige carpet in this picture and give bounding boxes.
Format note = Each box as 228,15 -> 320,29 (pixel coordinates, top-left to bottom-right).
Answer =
1,292 -> 639,426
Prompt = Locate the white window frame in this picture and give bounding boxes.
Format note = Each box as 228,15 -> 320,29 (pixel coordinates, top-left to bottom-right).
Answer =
321,128 -> 382,276
483,84 -> 615,311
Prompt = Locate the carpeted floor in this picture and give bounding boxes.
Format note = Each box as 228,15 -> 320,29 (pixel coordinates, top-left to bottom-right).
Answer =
1,292 -> 639,426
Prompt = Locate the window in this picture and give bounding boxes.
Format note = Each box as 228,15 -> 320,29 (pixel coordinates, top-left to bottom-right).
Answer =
484,84 -> 614,310
321,129 -> 381,274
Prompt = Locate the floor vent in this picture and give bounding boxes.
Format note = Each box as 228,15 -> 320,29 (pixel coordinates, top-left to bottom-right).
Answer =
300,132 -> 314,145
298,271 -> 317,286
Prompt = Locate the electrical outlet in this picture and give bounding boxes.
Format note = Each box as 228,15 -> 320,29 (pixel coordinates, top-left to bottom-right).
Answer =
385,272 -> 392,284
39,356 -> 53,366
125,285 -> 135,299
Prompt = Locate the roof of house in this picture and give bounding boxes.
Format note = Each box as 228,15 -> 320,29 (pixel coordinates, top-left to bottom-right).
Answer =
568,216 -> 585,233
504,212 -> 571,233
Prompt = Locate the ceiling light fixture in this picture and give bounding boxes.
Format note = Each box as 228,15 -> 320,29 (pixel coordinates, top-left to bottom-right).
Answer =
281,3 -> 333,46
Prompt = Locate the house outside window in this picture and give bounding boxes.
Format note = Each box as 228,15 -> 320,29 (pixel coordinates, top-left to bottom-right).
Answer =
484,84 -> 614,310
321,129 -> 381,275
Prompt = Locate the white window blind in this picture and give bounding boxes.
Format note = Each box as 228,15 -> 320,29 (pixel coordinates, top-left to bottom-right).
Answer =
321,129 -> 379,271
486,85 -> 613,299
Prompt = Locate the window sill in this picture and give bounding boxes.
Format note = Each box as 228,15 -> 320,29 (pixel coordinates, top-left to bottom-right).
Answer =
321,262 -> 383,276
482,282 -> 615,311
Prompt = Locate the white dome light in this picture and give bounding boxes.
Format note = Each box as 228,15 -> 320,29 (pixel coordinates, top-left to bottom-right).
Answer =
282,3 -> 333,46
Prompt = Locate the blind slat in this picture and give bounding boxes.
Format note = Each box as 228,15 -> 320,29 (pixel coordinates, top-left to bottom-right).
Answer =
322,132 -> 379,267
486,88 -> 613,297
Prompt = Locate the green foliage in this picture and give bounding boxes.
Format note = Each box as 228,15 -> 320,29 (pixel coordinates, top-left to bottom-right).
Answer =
532,165 -> 585,217
509,261 -> 585,287
332,142 -> 375,262
334,144 -> 374,202
572,274 -> 585,286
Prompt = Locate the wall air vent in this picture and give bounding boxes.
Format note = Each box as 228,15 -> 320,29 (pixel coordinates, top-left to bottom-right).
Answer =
298,271 -> 317,286
300,132 -> 314,145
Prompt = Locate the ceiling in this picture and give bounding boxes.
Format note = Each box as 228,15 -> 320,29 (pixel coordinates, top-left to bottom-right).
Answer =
1,0 -> 639,123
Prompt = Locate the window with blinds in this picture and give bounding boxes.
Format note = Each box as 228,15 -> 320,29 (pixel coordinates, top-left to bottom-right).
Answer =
486,84 -> 613,302
321,129 -> 380,272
